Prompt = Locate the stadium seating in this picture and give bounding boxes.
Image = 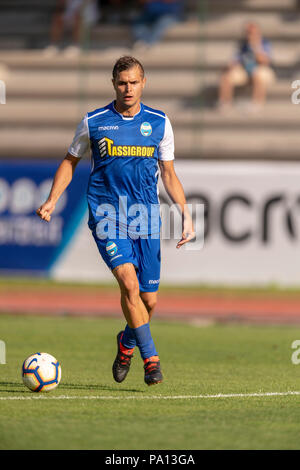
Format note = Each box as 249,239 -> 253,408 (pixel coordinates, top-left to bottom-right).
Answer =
0,0 -> 299,160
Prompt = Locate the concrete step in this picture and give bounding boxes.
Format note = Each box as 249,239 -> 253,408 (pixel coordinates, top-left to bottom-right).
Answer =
1,99 -> 299,130
198,103 -> 300,129
203,41 -> 300,67
206,0 -> 296,13
4,69 -> 199,99
0,20 -> 160,49
0,43 -> 299,72
0,0 -> 295,13
202,12 -> 300,41
0,12 -> 47,26
196,128 -> 300,160
0,125 -> 299,160
3,67 -> 293,101
0,0 -> 55,8
1,14 -> 300,49
0,46 -> 202,71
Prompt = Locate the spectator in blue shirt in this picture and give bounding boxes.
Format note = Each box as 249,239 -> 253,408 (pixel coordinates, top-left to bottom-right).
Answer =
218,22 -> 275,110
132,0 -> 184,49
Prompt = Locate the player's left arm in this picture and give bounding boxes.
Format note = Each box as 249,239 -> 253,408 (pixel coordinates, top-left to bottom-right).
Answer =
159,160 -> 195,249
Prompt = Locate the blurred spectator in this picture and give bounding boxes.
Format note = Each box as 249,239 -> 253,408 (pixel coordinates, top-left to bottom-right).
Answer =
132,0 -> 185,49
44,0 -> 100,57
217,22 -> 275,111
101,0 -> 125,24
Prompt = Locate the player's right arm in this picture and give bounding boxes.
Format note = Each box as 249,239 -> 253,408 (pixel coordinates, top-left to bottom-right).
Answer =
36,153 -> 80,222
37,114 -> 90,222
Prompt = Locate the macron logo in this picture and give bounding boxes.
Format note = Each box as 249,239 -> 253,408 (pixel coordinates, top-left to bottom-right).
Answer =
149,279 -> 160,284
98,126 -> 119,131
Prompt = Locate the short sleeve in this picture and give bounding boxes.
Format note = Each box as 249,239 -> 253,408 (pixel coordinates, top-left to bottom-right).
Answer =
158,115 -> 175,161
68,114 -> 90,159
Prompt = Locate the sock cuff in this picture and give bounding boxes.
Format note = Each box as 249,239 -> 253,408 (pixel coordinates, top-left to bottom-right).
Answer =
133,322 -> 158,360
119,342 -> 134,355
122,325 -> 137,349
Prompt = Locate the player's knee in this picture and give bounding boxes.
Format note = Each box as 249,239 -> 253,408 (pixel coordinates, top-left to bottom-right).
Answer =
120,277 -> 140,301
114,264 -> 138,290
144,298 -> 157,313
141,294 -> 157,314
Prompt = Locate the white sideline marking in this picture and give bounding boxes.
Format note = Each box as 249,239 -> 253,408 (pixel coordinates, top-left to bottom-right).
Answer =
0,391 -> 300,401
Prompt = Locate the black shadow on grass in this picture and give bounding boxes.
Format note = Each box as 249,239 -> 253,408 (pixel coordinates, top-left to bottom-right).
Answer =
0,381 -> 27,393
60,382 -> 144,393
0,381 -> 144,394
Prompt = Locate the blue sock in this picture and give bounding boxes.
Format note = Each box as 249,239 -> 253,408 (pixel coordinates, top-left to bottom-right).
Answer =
133,323 -> 158,360
122,324 -> 137,349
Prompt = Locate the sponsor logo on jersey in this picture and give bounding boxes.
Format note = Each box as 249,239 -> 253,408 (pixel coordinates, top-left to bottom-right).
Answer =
98,137 -> 155,158
140,122 -> 152,137
98,126 -> 119,131
106,241 -> 118,256
98,137 -> 107,157
148,279 -> 160,284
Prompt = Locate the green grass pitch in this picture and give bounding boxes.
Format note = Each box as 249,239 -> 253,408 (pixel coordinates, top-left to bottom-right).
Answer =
1,313 -> 300,450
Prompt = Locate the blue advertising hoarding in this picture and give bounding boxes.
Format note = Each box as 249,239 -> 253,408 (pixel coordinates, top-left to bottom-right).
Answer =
0,160 -> 91,275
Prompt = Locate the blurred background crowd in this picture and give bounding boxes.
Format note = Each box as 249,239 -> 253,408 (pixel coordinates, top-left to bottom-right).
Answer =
45,0 -> 187,55
1,0 -> 300,287
1,0 -> 300,161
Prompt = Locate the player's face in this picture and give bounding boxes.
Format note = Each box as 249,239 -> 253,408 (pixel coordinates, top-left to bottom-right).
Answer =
113,66 -> 146,113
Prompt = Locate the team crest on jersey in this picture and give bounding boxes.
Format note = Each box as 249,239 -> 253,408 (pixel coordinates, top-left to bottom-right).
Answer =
106,241 -> 118,257
140,122 -> 152,137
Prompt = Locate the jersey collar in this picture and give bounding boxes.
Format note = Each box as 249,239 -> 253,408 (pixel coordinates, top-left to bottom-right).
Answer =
111,101 -> 143,120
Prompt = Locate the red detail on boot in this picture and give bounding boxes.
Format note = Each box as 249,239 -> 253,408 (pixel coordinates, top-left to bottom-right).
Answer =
119,340 -> 134,356
144,355 -> 159,364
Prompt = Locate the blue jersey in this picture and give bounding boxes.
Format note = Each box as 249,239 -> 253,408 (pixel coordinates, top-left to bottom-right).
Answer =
236,38 -> 272,75
68,101 -> 175,237
144,0 -> 183,17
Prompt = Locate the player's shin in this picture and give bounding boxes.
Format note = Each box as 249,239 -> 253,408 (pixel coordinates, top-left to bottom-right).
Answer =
133,322 -> 158,359
133,322 -> 163,385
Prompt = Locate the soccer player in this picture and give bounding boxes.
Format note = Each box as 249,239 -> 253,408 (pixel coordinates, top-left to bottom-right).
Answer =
36,56 -> 195,386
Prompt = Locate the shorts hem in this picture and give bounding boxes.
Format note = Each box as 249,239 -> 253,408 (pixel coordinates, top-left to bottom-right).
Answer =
139,284 -> 160,293
109,258 -> 138,272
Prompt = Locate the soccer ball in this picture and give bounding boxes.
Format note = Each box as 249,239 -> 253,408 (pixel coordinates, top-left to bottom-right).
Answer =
22,352 -> 61,392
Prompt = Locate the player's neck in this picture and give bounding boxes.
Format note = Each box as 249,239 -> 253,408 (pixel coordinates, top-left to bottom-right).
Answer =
114,100 -> 141,118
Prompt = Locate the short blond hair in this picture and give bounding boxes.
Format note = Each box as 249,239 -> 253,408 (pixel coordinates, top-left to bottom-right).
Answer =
112,56 -> 145,80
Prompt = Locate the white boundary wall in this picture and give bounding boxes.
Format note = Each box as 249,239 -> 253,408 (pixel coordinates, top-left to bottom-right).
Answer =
52,161 -> 300,286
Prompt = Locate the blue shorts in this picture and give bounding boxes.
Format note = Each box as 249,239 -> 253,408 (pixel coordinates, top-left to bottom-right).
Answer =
91,232 -> 161,292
